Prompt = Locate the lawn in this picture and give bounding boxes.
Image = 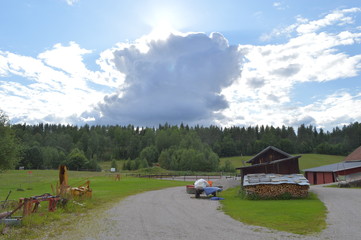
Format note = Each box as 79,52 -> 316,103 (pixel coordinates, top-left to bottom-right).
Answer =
0,170 -> 191,240
220,187 -> 327,235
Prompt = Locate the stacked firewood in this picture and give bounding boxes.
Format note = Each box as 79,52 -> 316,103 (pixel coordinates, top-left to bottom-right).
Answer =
244,183 -> 309,198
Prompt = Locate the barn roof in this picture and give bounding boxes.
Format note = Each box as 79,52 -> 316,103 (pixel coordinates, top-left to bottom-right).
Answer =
303,161 -> 361,173
344,145 -> 361,161
246,146 -> 292,163
243,173 -> 309,186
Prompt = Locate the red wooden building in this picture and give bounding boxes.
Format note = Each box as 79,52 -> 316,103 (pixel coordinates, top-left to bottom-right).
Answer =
236,146 -> 301,181
304,145 -> 361,185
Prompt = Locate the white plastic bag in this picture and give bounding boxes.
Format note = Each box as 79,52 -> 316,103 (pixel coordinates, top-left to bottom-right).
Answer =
194,179 -> 210,189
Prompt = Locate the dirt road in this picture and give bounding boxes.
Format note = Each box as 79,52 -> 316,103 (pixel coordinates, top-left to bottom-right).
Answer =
52,180 -> 361,240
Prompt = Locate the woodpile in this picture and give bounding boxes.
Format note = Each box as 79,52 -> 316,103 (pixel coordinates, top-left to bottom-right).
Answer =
244,183 -> 309,198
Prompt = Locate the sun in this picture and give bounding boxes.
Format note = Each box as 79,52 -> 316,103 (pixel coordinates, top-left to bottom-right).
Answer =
144,6 -> 184,40
149,21 -> 177,40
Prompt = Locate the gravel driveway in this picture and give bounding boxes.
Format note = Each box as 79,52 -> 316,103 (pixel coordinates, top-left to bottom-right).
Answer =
310,185 -> 361,240
53,179 -> 361,240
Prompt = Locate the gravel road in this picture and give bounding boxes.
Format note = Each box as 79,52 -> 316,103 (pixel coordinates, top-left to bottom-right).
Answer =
53,179 -> 361,240
310,185 -> 361,240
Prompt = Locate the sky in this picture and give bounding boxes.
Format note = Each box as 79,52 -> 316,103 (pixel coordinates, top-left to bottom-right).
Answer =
0,0 -> 360,130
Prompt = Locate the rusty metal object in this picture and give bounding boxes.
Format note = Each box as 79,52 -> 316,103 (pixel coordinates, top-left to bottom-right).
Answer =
0,193 -> 60,227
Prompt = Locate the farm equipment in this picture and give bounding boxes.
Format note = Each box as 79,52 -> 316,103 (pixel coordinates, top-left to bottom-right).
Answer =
0,193 -> 61,226
0,165 -> 92,226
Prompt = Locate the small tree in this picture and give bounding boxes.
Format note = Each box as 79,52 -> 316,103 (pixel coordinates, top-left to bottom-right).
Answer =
0,110 -> 22,171
65,148 -> 88,170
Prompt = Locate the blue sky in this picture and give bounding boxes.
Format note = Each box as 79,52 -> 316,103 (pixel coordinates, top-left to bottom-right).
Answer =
0,0 -> 360,130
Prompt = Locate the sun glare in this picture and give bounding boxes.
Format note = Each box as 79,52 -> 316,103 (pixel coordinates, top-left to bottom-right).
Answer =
144,6 -> 184,40
149,22 -> 176,40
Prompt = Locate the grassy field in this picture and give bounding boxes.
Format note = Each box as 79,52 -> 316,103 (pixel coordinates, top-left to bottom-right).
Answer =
0,170 -> 191,240
98,153 -> 345,174
98,160 -> 126,171
219,155 -> 251,168
220,153 -> 345,171
298,154 -> 344,170
220,187 -> 327,235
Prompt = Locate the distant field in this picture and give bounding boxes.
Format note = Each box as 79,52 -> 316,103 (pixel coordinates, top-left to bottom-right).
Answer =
98,160 -> 126,171
298,154 -> 344,170
98,153 -> 345,173
220,153 -> 345,171
219,155 -> 251,168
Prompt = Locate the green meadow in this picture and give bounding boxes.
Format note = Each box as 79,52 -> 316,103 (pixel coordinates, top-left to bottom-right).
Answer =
0,170 -> 190,240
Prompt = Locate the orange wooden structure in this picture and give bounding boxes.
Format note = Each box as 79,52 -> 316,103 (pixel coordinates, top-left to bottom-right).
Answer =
19,194 -> 61,216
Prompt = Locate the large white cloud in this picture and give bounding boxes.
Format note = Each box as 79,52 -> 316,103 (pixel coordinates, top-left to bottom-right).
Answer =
87,32 -> 243,126
222,7 -> 361,129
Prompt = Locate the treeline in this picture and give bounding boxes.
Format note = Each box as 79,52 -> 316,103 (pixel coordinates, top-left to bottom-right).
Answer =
3,118 -> 361,172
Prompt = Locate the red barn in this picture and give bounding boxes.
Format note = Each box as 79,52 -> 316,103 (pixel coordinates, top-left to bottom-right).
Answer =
304,145 -> 361,185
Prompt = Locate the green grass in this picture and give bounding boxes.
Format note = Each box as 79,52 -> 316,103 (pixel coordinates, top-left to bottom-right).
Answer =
219,187 -> 327,235
220,154 -> 345,171
220,155 -> 252,168
298,154 -> 344,170
99,154 -> 344,174
0,170 -> 105,200
98,159 -> 126,171
0,170 -> 191,240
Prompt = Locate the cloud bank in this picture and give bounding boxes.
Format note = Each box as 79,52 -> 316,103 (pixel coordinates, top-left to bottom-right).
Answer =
222,7 -> 361,129
88,32 -> 243,126
0,42 -> 122,124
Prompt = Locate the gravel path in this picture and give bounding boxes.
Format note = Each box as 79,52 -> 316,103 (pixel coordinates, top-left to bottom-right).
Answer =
53,179 -> 361,240
310,185 -> 361,240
